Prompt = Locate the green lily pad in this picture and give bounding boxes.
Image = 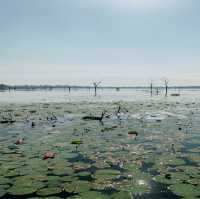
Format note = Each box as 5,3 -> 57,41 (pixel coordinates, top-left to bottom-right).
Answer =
0,187 -> 7,197
76,172 -> 93,181
111,191 -> 132,199
8,185 -> 37,196
116,179 -> 151,196
154,172 -> 190,185
52,166 -> 73,176
67,196 -> 82,199
46,176 -> 62,184
169,184 -> 200,197
0,177 -> 11,185
37,187 -> 62,196
28,197 -> 62,199
95,169 -> 121,176
63,180 -> 91,194
4,169 -> 20,177
177,165 -> 200,177
156,155 -> 186,166
124,163 -> 140,173
187,178 -> 200,186
73,162 -> 91,173
80,191 -> 110,199
71,140 -> 83,145
8,176 -> 45,196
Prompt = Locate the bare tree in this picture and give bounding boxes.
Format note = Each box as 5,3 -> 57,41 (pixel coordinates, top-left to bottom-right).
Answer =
150,80 -> 153,96
163,78 -> 169,96
156,87 -> 159,95
93,81 -> 101,96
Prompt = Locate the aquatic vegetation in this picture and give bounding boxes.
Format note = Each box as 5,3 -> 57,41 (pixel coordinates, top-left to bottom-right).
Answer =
0,177 -> 11,185
188,154 -> 200,164
152,155 -> 186,173
73,162 -> 91,173
80,191 -> 110,199
111,191 -> 132,199
67,196 -> 82,199
0,186 -> 7,197
154,172 -> 190,185
176,165 -> 200,178
28,197 -> 62,199
76,171 -> 92,179
71,140 -> 83,152
37,187 -> 62,196
95,169 -> 121,181
51,164 -> 73,176
8,179 -> 45,196
64,180 -> 91,194
71,140 -> 83,145
0,101 -> 200,198
168,184 -> 200,197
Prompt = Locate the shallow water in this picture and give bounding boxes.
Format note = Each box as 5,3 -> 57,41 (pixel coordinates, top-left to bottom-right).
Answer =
0,88 -> 200,103
0,91 -> 200,198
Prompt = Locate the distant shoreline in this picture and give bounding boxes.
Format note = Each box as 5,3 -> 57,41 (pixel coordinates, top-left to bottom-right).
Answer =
0,84 -> 200,90
1,84 -> 200,91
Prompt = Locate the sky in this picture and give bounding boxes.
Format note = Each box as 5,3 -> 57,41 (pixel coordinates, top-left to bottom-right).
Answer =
0,0 -> 200,86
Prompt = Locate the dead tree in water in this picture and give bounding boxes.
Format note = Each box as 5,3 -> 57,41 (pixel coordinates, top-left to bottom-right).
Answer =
163,78 -> 169,96
115,105 -> 128,121
150,81 -> 153,96
156,87 -> 159,95
93,81 -> 101,96
82,111 -> 107,122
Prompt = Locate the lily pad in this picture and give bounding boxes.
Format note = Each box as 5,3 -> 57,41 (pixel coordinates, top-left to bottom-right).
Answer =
63,180 -> 91,194
154,172 -> 190,185
177,165 -> 200,177
169,184 -> 200,197
8,185 -> 37,196
28,197 -> 62,199
156,155 -> 186,166
37,187 -> 62,196
0,177 -> 11,185
80,191 -> 110,199
0,187 -> 7,197
95,169 -> 121,180
71,140 -> 83,145
111,191 -> 132,199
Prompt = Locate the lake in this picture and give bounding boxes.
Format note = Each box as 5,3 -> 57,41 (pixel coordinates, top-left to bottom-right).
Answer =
0,88 -> 200,103
0,89 -> 200,198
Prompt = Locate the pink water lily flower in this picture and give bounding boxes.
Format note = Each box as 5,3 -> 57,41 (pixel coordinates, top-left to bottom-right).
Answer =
43,151 -> 56,160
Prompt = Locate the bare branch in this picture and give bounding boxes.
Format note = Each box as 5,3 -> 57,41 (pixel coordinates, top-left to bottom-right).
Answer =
93,81 -> 102,96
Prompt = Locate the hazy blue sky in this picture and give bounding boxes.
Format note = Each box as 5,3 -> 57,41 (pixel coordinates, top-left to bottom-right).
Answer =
0,0 -> 199,86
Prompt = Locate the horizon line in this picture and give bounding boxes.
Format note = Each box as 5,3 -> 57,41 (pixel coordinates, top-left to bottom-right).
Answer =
1,83 -> 200,89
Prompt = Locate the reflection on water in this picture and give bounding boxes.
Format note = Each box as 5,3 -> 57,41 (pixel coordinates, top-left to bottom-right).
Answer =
0,88 -> 200,103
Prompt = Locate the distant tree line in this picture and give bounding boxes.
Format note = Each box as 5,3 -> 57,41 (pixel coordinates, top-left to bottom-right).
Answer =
0,84 -> 9,90
0,83 -> 200,91
0,84 -> 91,91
